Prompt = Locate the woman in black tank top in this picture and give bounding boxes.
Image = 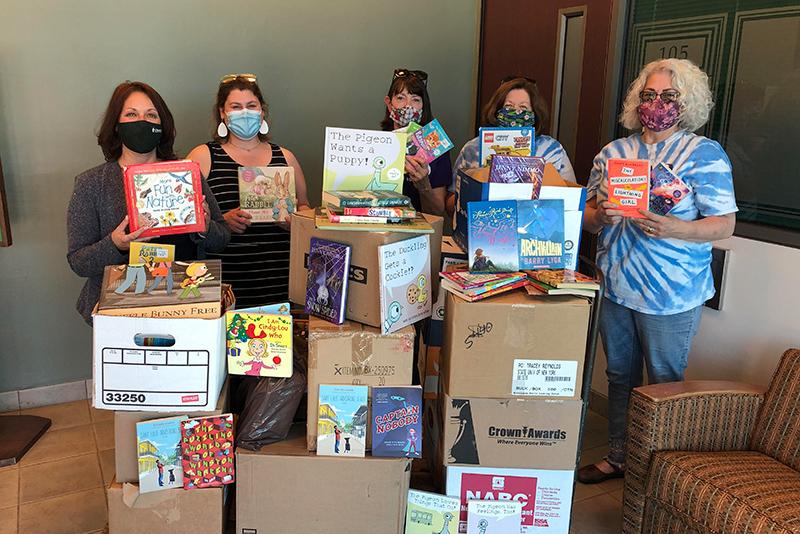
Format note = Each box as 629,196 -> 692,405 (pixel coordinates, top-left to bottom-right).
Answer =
187,75 -> 309,308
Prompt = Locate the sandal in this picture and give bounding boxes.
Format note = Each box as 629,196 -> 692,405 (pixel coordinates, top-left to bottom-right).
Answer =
577,461 -> 625,484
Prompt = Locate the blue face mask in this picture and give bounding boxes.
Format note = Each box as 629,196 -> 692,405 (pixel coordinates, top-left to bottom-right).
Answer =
226,109 -> 262,140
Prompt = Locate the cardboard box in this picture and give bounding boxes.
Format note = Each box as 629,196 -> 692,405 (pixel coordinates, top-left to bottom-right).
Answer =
441,291 -> 588,399
237,425 -> 411,534
425,237 -> 468,349
107,477 -> 226,534
441,394 -> 581,469
306,316 -> 415,451
289,208 -> 443,328
92,312 -> 227,412
423,345 -> 442,400
446,465 -> 574,534
539,175 -> 587,271
114,378 -> 230,483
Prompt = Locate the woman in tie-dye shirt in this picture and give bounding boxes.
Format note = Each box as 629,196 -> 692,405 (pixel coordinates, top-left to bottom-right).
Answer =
577,59 -> 737,485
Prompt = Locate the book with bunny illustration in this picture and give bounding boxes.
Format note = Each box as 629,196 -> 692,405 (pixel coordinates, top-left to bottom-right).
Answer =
238,166 -> 296,223
123,160 -> 205,238
225,310 -> 293,377
322,127 -> 408,193
405,490 -> 461,534
607,158 -> 650,218
378,235 -> 432,334
180,414 -> 235,489
304,238 -> 351,324
649,162 -> 690,216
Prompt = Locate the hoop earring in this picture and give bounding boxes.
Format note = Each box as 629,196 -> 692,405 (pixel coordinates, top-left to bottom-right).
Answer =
217,122 -> 228,137
259,120 -> 269,135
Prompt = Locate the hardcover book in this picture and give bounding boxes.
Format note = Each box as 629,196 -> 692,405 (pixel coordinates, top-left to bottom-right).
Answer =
371,386 -> 422,458
405,490 -> 460,534
128,242 -> 175,266
136,416 -> 187,493
180,414 -> 234,489
526,269 -> 600,290
225,311 -> 293,377
316,384 -> 369,457
316,209 -> 434,234
440,270 -> 521,290
408,119 -> 454,164
467,200 -> 520,272
337,206 -> 416,218
123,160 -> 205,238
304,237 -> 351,324
488,155 -> 545,190
607,158 -> 650,218
457,473 -> 536,532
650,162 -> 690,216
466,500 -> 523,534
378,235 -> 432,334
517,199 -> 565,270
238,166 -> 296,223
323,127 -> 407,192
322,190 -> 411,208
478,127 -> 535,166
327,212 -> 404,225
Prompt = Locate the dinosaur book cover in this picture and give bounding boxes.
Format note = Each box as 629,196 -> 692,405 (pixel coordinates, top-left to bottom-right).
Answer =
405,489 -> 460,534
180,414 -> 234,489
238,166 -> 296,223
371,386 -> 422,458
304,237 -> 351,325
225,311 -> 293,377
322,127 -> 407,193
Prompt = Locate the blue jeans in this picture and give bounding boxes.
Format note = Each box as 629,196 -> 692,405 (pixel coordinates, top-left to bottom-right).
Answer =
599,298 -> 703,468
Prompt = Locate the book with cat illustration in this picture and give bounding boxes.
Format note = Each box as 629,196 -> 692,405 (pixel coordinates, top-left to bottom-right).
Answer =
238,166 -> 296,223
408,119 -> 454,164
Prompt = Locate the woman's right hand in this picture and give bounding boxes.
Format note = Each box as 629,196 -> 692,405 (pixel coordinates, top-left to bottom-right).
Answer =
111,216 -> 152,251
224,208 -> 252,234
595,200 -> 624,227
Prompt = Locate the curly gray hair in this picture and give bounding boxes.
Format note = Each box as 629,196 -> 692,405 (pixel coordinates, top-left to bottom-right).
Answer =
619,58 -> 714,132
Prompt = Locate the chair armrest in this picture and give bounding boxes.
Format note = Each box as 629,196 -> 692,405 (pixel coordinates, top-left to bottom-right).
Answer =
622,380 -> 765,534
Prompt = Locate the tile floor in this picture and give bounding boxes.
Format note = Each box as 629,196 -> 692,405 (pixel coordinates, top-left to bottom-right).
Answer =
1,401 -> 622,533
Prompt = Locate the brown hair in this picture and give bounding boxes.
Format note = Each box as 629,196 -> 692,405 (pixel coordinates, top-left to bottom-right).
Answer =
97,81 -> 177,161
480,78 -> 548,135
380,73 -> 433,131
213,77 -> 270,143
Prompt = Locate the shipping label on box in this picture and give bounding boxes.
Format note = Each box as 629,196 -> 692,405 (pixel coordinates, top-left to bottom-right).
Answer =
446,466 -> 574,534
511,359 -> 579,397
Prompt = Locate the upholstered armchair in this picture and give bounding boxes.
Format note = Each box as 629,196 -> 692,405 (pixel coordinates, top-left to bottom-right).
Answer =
622,348 -> 800,533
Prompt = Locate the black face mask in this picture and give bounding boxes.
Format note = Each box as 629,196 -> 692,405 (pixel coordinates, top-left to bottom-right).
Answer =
118,120 -> 163,154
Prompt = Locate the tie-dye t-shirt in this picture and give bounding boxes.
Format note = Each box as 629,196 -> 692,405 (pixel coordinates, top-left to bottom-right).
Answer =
449,134 -> 576,191
587,130 -> 738,315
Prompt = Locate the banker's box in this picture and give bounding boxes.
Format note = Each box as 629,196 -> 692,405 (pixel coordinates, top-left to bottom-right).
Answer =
92,311 -> 227,412
441,291 -> 588,399
453,165 -> 586,270
288,208 -> 443,328
237,425 -> 410,534
306,316 -> 414,451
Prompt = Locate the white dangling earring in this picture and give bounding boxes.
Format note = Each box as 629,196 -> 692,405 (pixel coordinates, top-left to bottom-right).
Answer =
217,121 -> 228,137
259,120 -> 269,135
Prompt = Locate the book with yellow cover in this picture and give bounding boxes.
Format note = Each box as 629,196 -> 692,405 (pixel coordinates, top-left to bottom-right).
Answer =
225,311 -> 293,377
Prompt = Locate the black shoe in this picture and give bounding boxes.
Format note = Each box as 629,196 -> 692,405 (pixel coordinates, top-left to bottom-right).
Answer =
577,462 -> 625,484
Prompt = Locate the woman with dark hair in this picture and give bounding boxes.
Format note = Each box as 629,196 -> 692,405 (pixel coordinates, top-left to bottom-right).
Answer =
187,74 -> 310,308
446,77 -> 576,215
380,68 -> 451,216
67,81 -> 229,325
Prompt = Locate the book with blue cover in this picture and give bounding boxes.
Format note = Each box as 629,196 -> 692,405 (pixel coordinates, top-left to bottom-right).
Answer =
305,237 -> 351,324
409,119 -> 454,164
650,162 -> 690,216
518,199 -> 565,270
467,200 -> 520,272
317,384 -> 369,457
136,416 -> 187,493
371,386 -> 423,458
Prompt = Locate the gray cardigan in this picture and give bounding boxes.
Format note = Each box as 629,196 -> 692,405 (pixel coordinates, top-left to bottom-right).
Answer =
67,160 -> 230,324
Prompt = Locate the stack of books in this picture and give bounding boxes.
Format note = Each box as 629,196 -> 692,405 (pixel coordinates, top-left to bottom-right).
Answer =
524,269 -> 600,298
439,270 -> 528,302
317,190 -> 434,234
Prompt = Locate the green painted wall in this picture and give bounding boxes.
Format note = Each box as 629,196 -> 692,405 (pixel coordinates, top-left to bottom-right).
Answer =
0,1 -> 479,392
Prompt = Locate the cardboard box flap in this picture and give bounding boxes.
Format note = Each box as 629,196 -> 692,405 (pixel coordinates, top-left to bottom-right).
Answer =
308,316 -> 415,371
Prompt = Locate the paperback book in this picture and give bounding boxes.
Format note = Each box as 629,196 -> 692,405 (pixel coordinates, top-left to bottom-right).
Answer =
488,155 -> 545,189
323,127 -> 407,192
607,158 -> 650,218
525,278 -> 595,298
408,119 -> 454,164
378,235 -> 432,334
304,237 -> 351,324
136,416 -> 187,493
526,269 -> 599,290
327,212 -> 404,225
123,160 -> 205,238
336,206 -> 416,218
180,414 -> 234,489
225,311 -> 293,377
322,190 -> 411,208
650,162 -> 690,216
238,166 -> 296,223
316,384 -> 369,457
478,127 -> 535,166
405,490 -> 460,534
371,386 -> 422,458
466,500 -> 523,533
316,209 -> 434,234
517,199 -> 565,270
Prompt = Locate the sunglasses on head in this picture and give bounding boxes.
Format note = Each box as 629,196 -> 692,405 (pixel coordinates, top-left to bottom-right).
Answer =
393,68 -> 428,86
501,75 -> 537,85
220,73 -> 258,84
639,89 -> 680,103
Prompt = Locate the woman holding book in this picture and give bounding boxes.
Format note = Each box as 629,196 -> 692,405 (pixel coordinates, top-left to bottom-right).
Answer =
187,74 -> 310,308
380,68 -> 451,216
445,77 -> 576,216
67,81 -> 229,325
577,59 -> 737,484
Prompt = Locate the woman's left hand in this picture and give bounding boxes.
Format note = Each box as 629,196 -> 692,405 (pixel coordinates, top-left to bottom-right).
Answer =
404,155 -> 429,184
633,209 -> 688,239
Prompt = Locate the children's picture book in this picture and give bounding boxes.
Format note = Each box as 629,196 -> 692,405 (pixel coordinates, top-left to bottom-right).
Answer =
225,311 -> 293,377
378,235 -> 432,334
408,119 -> 454,164
478,127 -> 535,166
650,162 -> 690,216
128,242 -> 175,266
316,384 -> 369,457
180,414 -> 234,489
405,490 -> 461,534
322,190 -> 411,208
466,500 -> 523,534
467,200 -> 519,272
304,237 -> 351,324
136,416 -> 187,493
517,199 -> 565,270
397,121 -> 422,156
489,155 -> 545,190
607,158 -> 650,218
95,259 -> 222,318
238,166 -> 296,223
123,160 -> 205,238
371,386 -> 422,458
322,127 -> 407,192
455,472 -> 537,532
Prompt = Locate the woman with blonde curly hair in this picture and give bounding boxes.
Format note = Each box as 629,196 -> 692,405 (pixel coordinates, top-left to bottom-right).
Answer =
577,59 -> 738,484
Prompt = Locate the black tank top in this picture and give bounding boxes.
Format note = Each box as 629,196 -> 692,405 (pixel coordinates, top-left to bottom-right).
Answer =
205,141 -> 290,307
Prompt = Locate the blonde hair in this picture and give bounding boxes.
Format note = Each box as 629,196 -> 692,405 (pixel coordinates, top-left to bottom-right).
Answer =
619,59 -> 714,132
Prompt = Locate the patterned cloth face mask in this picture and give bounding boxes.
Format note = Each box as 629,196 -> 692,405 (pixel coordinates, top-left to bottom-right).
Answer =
390,105 -> 423,128
637,97 -> 681,132
496,106 -> 535,128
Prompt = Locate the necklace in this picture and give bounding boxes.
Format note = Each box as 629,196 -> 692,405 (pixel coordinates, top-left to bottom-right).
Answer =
228,139 -> 262,152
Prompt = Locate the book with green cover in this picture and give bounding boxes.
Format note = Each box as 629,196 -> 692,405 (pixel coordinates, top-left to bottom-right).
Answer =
322,190 -> 411,208
405,489 -> 460,534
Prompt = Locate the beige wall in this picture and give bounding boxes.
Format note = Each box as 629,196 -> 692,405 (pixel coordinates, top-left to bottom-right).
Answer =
0,1 -> 479,391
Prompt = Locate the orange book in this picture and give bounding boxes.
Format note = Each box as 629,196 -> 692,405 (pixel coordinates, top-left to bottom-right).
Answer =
607,158 -> 650,218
